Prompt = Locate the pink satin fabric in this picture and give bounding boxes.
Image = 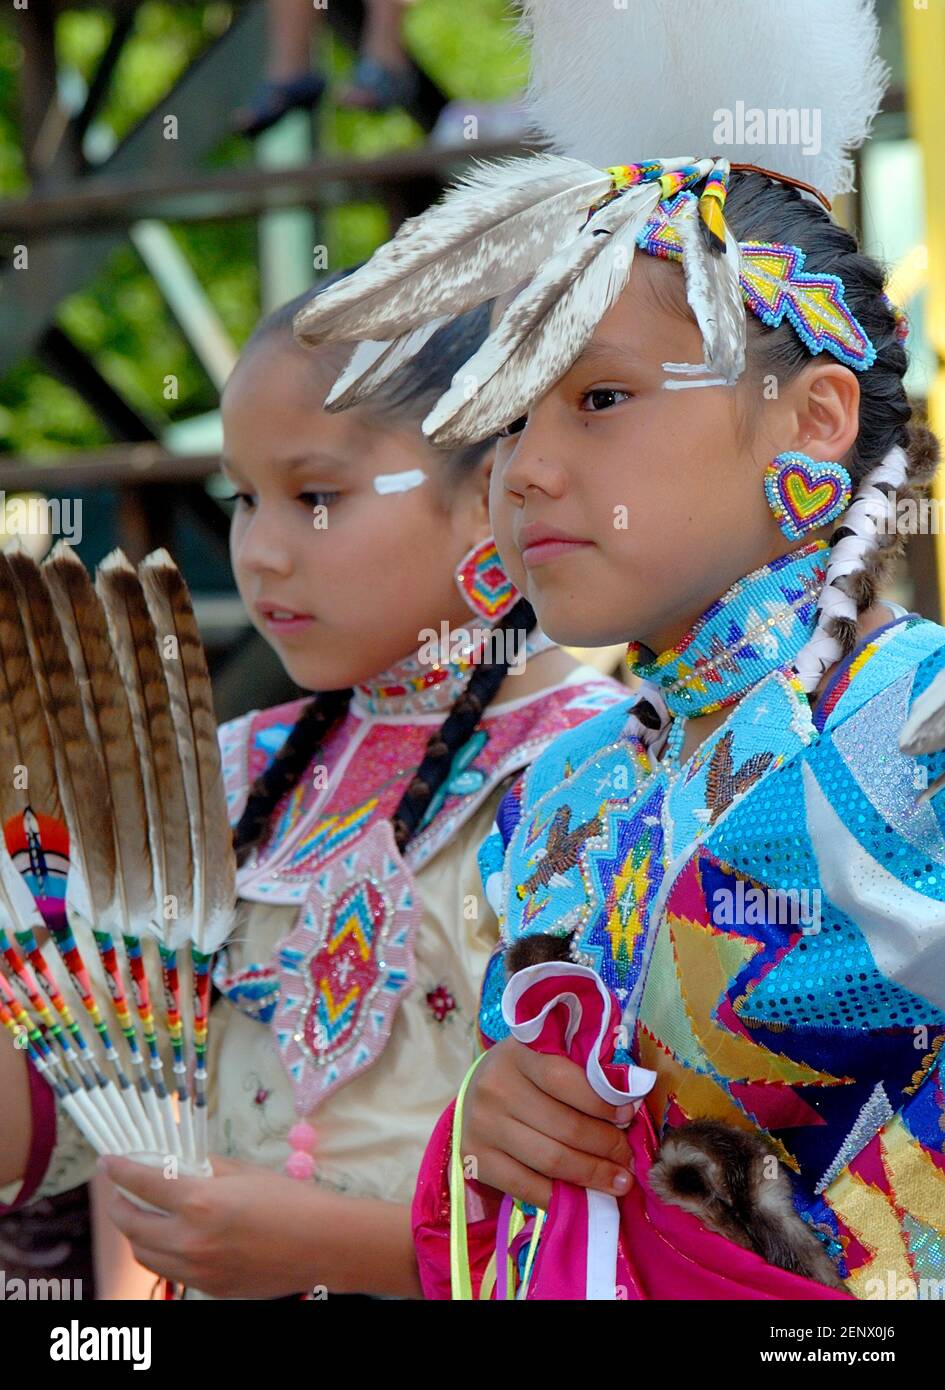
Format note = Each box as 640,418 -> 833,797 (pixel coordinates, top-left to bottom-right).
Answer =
412,967 -> 855,1300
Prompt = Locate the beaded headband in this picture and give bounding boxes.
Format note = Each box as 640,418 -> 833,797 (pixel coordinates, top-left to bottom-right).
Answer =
592,162 -> 877,372
294,2 -> 894,449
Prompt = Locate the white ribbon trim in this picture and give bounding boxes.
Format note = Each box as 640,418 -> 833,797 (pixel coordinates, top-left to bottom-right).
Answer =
501,961 -> 657,1106
794,444 -> 910,693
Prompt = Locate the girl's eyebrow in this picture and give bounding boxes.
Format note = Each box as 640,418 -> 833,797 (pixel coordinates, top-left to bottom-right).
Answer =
285,452 -> 350,473
570,340 -> 645,372
219,452 -> 350,477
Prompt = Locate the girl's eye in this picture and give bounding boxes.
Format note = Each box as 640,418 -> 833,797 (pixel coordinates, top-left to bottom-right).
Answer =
299,490 -> 340,508
497,415 -> 528,438
580,388 -> 632,412
229,492 -> 255,510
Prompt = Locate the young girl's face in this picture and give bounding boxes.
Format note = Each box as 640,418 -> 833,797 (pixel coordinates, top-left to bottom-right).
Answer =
221,335 -> 487,691
489,253 -> 853,653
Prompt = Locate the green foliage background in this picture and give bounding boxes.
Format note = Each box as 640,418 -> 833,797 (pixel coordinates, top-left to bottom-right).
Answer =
0,1 -> 528,455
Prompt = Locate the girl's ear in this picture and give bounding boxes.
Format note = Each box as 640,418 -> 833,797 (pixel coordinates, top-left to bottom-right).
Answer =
480,447 -> 496,501
466,446 -> 496,542
792,363 -> 861,464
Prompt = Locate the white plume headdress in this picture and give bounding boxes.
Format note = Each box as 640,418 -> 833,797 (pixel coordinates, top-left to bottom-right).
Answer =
293,0 -> 888,447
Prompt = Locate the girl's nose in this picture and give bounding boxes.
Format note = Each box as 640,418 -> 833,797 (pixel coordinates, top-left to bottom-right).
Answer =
234,506 -> 294,578
500,407 -> 569,500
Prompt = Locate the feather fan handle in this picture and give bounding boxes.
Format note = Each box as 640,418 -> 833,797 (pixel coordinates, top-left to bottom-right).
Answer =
0,968 -> 120,1155
138,549 -> 235,954
0,552 -> 62,828
95,550 -> 193,944
5,551 -> 116,922
423,182 -> 662,447
293,155 -> 612,345
0,912 -> 129,1153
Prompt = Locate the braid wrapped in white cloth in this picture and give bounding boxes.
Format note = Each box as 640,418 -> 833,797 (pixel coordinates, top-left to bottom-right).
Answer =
792,445 -> 910,694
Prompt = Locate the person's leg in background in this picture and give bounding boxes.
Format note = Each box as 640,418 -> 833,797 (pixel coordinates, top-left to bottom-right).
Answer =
233,0 -> 326,138
338,0 -> 418,112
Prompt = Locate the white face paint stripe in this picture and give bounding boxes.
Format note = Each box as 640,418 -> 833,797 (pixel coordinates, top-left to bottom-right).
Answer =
662,377 -> 731,390
373,468 -> 428,494
661,360 -> 733,390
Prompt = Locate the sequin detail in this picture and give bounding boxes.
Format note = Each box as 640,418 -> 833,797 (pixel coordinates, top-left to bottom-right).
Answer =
481,612 -> 945,1295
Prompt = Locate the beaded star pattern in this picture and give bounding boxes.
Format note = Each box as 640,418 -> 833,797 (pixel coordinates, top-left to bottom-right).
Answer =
625,543 -> 829,717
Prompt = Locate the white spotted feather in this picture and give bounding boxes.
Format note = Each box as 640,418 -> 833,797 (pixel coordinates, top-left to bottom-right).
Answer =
672,195 -> 746,384
293,155 -> 612,346
324,316 -> 451,411
422,182 -> 662,447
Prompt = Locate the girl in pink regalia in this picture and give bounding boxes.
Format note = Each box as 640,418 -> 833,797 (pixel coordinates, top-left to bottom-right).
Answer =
0,273 -> 626,1298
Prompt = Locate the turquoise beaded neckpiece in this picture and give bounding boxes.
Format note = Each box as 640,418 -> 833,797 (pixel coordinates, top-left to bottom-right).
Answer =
626,541 -> 829,722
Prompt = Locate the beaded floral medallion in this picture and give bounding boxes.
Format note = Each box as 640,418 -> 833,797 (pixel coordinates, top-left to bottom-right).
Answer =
272,819 -> 422,1112
214,661 -> 629,1102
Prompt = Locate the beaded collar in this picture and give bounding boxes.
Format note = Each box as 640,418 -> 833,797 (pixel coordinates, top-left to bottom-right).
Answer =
625,541 -> 828,718
353,625 -> 556,717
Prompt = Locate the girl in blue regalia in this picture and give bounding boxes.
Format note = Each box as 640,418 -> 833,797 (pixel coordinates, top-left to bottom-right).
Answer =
291,0 -> 945,1298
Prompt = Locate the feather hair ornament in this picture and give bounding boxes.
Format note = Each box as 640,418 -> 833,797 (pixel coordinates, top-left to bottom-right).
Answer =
324,315 -> 451,411
294,155 -> 617,345
422,181 -> 666,448
293,0 -> 888,446
519,0 -> 887,201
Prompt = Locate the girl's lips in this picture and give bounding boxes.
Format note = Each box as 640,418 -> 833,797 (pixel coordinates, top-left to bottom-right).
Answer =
521,538 -> 593,568
256,605 -> 315,635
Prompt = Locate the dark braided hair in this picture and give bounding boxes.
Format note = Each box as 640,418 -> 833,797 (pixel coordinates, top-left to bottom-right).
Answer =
389,595 -> 535,852
234,687 -> 351,866
232,271 -> 537,867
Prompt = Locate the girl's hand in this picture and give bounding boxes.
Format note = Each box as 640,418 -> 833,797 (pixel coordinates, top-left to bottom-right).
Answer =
98,1154 -> 419,1299
460,1037 -> 640,1210
99,1154 -> 324,1298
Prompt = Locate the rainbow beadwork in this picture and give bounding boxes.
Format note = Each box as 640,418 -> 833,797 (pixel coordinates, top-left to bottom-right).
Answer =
764,452 -> 853,541
635,188 -> 877,371
881,291 -> 910,345
625,542 -> 828,715
454,537 -> 519,622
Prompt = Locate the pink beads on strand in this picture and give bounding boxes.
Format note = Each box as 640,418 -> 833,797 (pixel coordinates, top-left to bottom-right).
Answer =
285,1120 -> 317,1180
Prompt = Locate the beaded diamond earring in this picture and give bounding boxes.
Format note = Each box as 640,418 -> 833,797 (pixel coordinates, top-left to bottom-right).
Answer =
764,451 -> 853,541
454,536 -> 520,621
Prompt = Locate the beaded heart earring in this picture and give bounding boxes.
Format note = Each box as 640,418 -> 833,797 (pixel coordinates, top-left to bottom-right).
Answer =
764,451 -> 853,541
454,536 -> 520,621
